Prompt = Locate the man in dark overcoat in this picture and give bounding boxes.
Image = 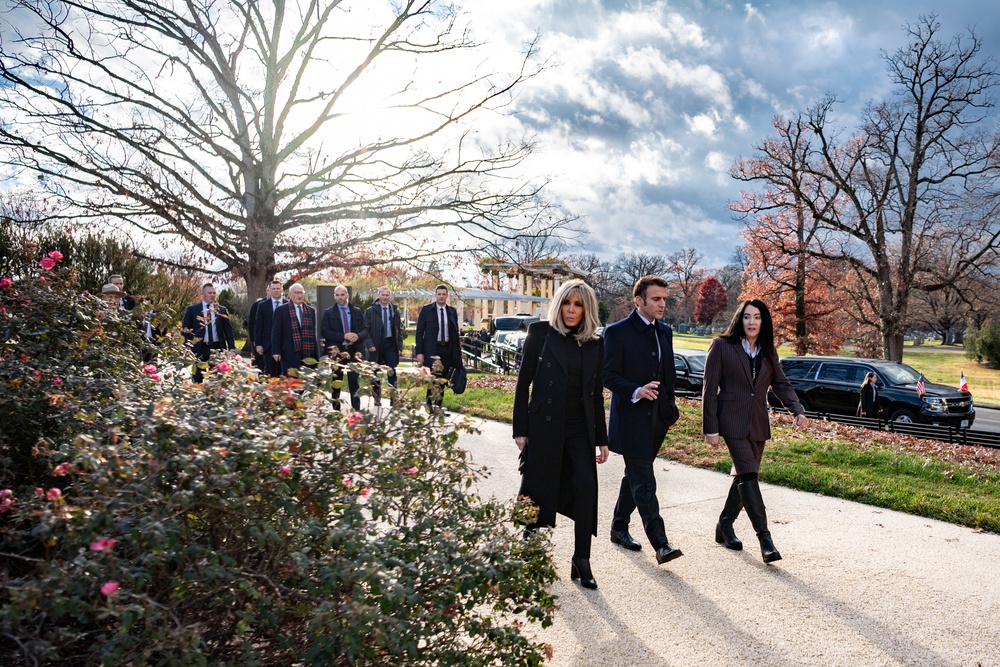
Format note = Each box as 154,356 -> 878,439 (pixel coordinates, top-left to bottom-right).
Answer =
363,286 -> 404,406
181,282 -> 236,383
414,284 -> 462,411
321,285 -> 369,410
513,320 -> 608,529
271,283 -> 318,376
604,275 -> 683,565
253,280 -> 286,378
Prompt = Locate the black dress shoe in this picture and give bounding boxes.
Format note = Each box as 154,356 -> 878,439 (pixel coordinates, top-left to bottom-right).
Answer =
570,557 -> 598,590
655,543 -> 683,565
610,529 -> 642,552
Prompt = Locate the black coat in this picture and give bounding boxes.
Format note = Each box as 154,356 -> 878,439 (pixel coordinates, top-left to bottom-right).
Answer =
271,303 -> 319,374
604,310 -> 679,458
414,302 -> 461,368
363,302 -> 404,361
181,302 -> 236,354
321,304 -> 369,359
857,383 -> 878,417
513,321 -> 608,530
253,297 -> 286,356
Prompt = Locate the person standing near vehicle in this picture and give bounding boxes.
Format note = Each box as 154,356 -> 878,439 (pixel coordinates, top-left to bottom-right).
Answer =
857,372 -> 879,418
513,279 -> 609,590
702,299 -> 807,563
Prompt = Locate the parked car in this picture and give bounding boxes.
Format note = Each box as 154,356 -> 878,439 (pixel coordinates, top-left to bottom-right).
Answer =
493,331 -> 528,372
769,356 -> 975,428
673,348 -> 706,397
492,314 -> 540,335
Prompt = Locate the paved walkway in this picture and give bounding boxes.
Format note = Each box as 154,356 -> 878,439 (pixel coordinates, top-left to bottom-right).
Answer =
457,417 -> 1000,667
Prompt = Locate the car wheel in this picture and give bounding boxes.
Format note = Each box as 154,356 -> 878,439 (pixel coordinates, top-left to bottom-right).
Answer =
889,409 -> 917,424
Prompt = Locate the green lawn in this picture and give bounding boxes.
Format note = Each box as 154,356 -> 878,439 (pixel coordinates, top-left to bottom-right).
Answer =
446,386 -> 1000,533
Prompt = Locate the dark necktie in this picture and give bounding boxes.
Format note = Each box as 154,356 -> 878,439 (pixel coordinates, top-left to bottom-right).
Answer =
383,307 -> 391,338
439,307 -> 447,343
204,306 -> 213,344
296,304 -> 302,326
341,307 -> 350,338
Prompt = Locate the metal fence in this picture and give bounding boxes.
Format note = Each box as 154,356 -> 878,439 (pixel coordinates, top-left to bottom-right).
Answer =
771,407 -> 1000,449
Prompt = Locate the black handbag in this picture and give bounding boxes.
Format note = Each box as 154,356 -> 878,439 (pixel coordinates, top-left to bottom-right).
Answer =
448,363 -> 467,394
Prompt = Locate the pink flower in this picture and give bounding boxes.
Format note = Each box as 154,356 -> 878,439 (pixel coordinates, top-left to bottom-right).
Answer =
0,307 -> 5,314
34,488 -> 44,496
215,362 -> 232,373
347,412 -> 363,426
0,277 -> 11,288
47,250 -> 63,261
53,377 -> 63,386
38,276 -> 46,283
0,497 -> 12,513
342,477 -> 353,487
150,374 -> 162,382
0,489 -> 11,499
45,488 -> 61,500
361,487 -> 373,499
406,467 -> 418,476
90,538 -> 118,551
33,370 -> 41,378
52,462 -> 71,476
143,364 -> 157,374
39,257 -> 56,271
100,581 -> 119,596
278,466 -> 291,478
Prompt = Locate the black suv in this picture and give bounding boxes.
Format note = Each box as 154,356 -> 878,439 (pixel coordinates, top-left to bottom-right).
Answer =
772,356 -> 975,428
673,348 -> 706,397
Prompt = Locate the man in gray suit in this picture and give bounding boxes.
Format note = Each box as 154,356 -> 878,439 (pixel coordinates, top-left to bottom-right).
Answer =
363,286 -> 404,406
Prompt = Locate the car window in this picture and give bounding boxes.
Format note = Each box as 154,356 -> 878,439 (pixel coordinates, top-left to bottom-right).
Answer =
685,354 -> 706,372
782,360 -> 818,379
877,363 -> 923,386
674,355 -> 686,372
817,363 -> 857,383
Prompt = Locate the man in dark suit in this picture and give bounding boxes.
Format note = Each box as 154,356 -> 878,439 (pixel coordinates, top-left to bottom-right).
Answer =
603,275 -> 683,565
270,283 -> 318,376
181,282 -> 236,382
253,280 -> 285,378
363,286 -> 404,407
414,284 -> 461,412
108,274 -> 135,311
321,285 -> 369,410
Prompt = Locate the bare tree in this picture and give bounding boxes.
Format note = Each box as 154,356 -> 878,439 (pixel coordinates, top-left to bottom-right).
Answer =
608,252 -> 668,296
732,16 -> 1000,361
0,0 -> 573,310
665,248 -> 704,325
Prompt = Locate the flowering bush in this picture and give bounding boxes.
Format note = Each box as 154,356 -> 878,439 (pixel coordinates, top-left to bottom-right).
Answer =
0,270 -> 555,665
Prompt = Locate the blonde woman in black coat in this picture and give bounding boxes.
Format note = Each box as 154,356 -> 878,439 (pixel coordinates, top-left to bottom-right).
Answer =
513,279 -> 609,590
702,300 -> 807,563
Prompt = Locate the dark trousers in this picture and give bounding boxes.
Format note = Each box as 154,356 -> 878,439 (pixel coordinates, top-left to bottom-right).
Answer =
371,339 -> 400,404
426,340 -> 456,409
564,435 -> 597,559
331,364 -> 361,410
611,455 -> 668,549
193,342 -> 224,383
261,352 -> 281,378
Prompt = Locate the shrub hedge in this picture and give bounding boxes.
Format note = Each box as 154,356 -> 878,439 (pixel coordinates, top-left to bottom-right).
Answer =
1,257 -> 556,666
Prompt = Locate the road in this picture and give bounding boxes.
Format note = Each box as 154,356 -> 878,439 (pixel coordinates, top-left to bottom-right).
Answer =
973,405 -> 1000,432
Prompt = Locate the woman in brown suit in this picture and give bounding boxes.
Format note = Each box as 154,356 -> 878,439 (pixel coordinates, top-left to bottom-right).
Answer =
702,300 -> 807,563
513,279 -> 609,590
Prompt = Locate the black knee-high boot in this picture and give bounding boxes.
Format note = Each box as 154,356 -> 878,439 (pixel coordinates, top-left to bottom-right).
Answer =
715,477 -> 743,550
738,477 -> 781,563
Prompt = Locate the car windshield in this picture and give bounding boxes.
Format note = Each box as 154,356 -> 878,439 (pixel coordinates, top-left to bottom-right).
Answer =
684,354 -> 706,372
878,362 -> 923,386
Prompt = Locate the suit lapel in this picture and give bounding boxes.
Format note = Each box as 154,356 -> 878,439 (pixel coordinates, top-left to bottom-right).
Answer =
545,326 -> 568,373
735,340 -> 754,386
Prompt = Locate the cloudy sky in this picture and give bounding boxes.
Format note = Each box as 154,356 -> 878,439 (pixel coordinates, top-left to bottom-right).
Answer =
457,0 -> 1000,268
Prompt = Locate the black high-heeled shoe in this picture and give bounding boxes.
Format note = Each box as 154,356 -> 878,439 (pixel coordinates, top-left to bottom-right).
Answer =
570,557 -> 597,589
